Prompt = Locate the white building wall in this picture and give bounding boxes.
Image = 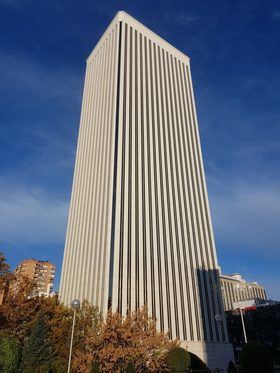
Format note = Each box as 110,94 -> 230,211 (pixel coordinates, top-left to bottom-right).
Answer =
59,18 -> 120,314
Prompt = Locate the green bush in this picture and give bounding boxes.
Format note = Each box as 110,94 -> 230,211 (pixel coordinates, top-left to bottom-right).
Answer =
165,346 -> 190,372
240,342 -> 274,373
188,352 -> 209,372
126,363 -> 136,372
0,335 -> 21,373
91,361 -> 100,373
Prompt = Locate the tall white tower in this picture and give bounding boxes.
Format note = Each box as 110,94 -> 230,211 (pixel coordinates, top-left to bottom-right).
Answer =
60,11 -> 233,369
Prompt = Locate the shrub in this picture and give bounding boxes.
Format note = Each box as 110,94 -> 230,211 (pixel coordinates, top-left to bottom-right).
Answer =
165,346 -> 190,372
188,352 -> 210,372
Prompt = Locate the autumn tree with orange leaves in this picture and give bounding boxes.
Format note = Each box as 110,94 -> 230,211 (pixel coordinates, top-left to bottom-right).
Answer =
1,252 -> 181,372
73,306 -> 178,372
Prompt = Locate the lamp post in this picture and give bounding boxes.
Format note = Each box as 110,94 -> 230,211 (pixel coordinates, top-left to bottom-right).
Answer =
67,299 -> 80,373
239,307 -> 247,343
215,313 -> 223,323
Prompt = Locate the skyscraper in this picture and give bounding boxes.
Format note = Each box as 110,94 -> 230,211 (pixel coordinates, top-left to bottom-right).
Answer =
60,11 -> 233,368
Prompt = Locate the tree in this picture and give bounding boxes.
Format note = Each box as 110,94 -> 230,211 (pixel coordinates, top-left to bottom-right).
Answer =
0,251 -> 74,371
0,274 -> 37,341
74,300 -> 102,350
240,342 -> 274,373
0,335 -> 21,373
20,311 -> 54,372
165,346 -> 190,372
126,363 -> 136,372
0,252 -> 11,306
0,252 -> 10,275
0,254 -> 62,342
73,306 -> 177,372
49,299 -> 101,372
91,361 -> 100,373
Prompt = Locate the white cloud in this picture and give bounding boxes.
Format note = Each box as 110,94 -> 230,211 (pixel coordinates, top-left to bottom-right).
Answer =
0,182 -> 68,245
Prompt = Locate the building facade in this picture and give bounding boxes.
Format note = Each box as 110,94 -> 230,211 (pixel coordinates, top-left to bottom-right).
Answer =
60,11 -> 233,368
220,273 -> 267,311
15,259 -> 55,297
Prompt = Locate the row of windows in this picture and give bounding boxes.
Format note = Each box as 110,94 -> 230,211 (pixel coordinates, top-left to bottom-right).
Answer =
221,280 -> 267,310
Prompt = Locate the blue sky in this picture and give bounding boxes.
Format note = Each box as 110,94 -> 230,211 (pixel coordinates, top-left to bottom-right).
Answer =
0,0 -> 279,299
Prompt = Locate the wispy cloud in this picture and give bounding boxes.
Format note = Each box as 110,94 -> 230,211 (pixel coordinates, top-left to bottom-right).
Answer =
0,180 -> 68,245
0,49 -> 80,195
0,49 -> 80,249
0,51 -> 82,107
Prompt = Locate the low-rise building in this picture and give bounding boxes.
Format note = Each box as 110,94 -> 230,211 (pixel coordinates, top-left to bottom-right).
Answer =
220,272 -> 266,311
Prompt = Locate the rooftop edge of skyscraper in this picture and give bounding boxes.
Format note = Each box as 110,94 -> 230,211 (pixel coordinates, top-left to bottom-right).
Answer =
86,11 -> 190,66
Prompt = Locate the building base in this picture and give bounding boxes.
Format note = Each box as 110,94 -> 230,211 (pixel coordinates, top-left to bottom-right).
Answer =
180,340 -> 235,370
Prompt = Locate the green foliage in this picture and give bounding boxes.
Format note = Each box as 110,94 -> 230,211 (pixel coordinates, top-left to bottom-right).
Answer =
50,359 -> 67,373
240,342 -> 274,373
19,312 -> 54,373
126,363 -> 136,372
91,360 -> 100,373
189,352 -> 210,372
165,346 -> 190,372
0,335 -> 21,373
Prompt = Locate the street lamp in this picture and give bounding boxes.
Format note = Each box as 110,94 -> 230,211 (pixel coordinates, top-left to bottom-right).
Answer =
67,299 -> 80,373
215,313 -> 223,323
215,313 -> 223,336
